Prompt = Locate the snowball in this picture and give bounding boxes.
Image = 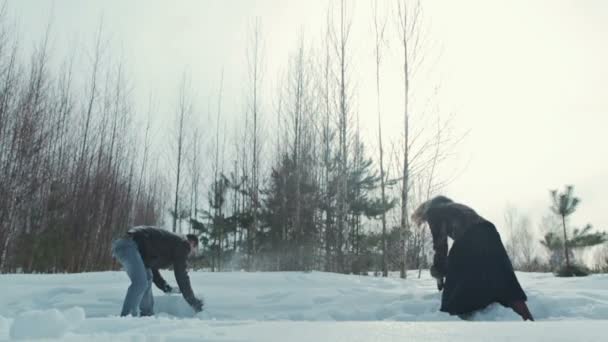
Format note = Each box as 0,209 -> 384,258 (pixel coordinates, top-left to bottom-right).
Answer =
9,307 -> 85,340
63,307 -> 86,326
10,309 -> 69,340
0,315 -> 9,332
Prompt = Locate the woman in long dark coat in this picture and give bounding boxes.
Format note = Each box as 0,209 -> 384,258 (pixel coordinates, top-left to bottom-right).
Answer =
412,196 -> 534,321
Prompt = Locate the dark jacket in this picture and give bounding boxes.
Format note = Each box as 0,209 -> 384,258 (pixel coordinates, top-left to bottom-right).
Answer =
412,196 -> 488,280
127,226 -> 200,309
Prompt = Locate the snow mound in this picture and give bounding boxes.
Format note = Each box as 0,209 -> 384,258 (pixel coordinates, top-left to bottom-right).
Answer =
63,306 -> 86,324
468,303 -> 521,321
9,307 -> 85,340
154,293 -> 200,318
0,315 -> 10,340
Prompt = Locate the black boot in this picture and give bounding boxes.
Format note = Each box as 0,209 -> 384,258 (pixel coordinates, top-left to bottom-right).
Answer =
510,300 -> 534,321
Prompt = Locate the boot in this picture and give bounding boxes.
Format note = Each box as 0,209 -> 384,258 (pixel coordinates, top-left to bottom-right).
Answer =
510,300 -> 534,321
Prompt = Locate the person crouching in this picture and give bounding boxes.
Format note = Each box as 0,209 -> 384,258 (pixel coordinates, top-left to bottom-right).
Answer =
111,226 -> 203,317
412,196 -> 534,321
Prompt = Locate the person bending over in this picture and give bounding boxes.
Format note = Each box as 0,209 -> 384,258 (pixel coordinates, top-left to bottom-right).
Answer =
412,196 -> 534,321
111,226 -> 203,317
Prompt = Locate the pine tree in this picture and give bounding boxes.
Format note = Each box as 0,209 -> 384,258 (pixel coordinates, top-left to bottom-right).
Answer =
548,185 -> 606,276
264,153 -> 319,270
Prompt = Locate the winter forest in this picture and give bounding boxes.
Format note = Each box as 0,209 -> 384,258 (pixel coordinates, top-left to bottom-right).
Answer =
0,0 -> 606,279
2,1 -> 608,340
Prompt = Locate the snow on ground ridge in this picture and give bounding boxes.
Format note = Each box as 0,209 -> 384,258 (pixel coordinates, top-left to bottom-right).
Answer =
1,270 -> 608,341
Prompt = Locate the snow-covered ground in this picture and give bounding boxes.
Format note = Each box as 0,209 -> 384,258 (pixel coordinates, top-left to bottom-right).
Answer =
0,270 -> 607,341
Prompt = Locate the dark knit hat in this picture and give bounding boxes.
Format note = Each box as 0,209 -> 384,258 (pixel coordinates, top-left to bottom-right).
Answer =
186,234 -> 199,246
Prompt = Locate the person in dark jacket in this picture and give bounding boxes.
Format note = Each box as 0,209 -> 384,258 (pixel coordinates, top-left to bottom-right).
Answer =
111,226 -> 203,317
412,196 -> 534,321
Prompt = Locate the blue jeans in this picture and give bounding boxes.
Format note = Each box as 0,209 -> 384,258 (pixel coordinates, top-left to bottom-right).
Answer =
111,238 -> 154,317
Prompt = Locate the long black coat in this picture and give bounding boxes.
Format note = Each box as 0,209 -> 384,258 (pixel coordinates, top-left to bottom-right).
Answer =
127,226 -> 198,308
412,196 -> 528,316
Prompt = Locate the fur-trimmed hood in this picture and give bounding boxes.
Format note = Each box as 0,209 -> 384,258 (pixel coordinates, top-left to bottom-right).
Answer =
412,196 -> 489,280
412,196 -> 486,240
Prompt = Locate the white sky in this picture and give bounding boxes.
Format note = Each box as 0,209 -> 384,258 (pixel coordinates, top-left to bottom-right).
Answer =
9,0 -> 608,235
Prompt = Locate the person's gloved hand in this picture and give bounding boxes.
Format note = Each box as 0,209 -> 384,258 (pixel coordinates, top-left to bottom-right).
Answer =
430,265 -> 444,279
436,277 -> 444,291
191,298 -> 204,313
163,285 -> 181,294
430,265 -> 445,291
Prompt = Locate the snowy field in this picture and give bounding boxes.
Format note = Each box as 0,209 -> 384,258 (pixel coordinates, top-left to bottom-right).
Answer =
0,270 -> 607,341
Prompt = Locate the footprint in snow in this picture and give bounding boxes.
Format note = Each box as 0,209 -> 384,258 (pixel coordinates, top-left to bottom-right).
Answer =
47,287 -> 85,297
312,296 -> 333,304
256,292 -> 292,302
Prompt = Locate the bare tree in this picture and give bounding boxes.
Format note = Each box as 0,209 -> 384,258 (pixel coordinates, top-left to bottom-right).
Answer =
172,73 -> 192,233
417,113 -> 444,277
214,71 -> 225,270
329,0 -> 354,273
372,0 -> 390,277
245,18 -> 264,269
283,35 -> 317,269
189,125 -> 201,234
504,205 -> 535,270
504,205 -> 521,265
291,38 -> 305,269
132,95 -> 154,226
396,0 -> 422,279
320,9 -> 335,272
77,19 -> 104,186
0,6 -> 173,273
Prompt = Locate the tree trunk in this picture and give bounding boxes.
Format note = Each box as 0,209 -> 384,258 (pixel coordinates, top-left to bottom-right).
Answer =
399,0 -> 411,280
562,215 -> 570,268
373,0 -> 388,277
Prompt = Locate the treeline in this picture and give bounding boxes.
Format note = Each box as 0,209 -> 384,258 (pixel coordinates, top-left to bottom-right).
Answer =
2,1 -> 455,275
8,1 -> 604,278
187,1 -> 447,275
0,13 -> 166,272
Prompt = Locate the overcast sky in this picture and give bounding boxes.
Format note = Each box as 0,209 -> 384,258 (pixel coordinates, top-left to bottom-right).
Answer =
8,0 -> 608,234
